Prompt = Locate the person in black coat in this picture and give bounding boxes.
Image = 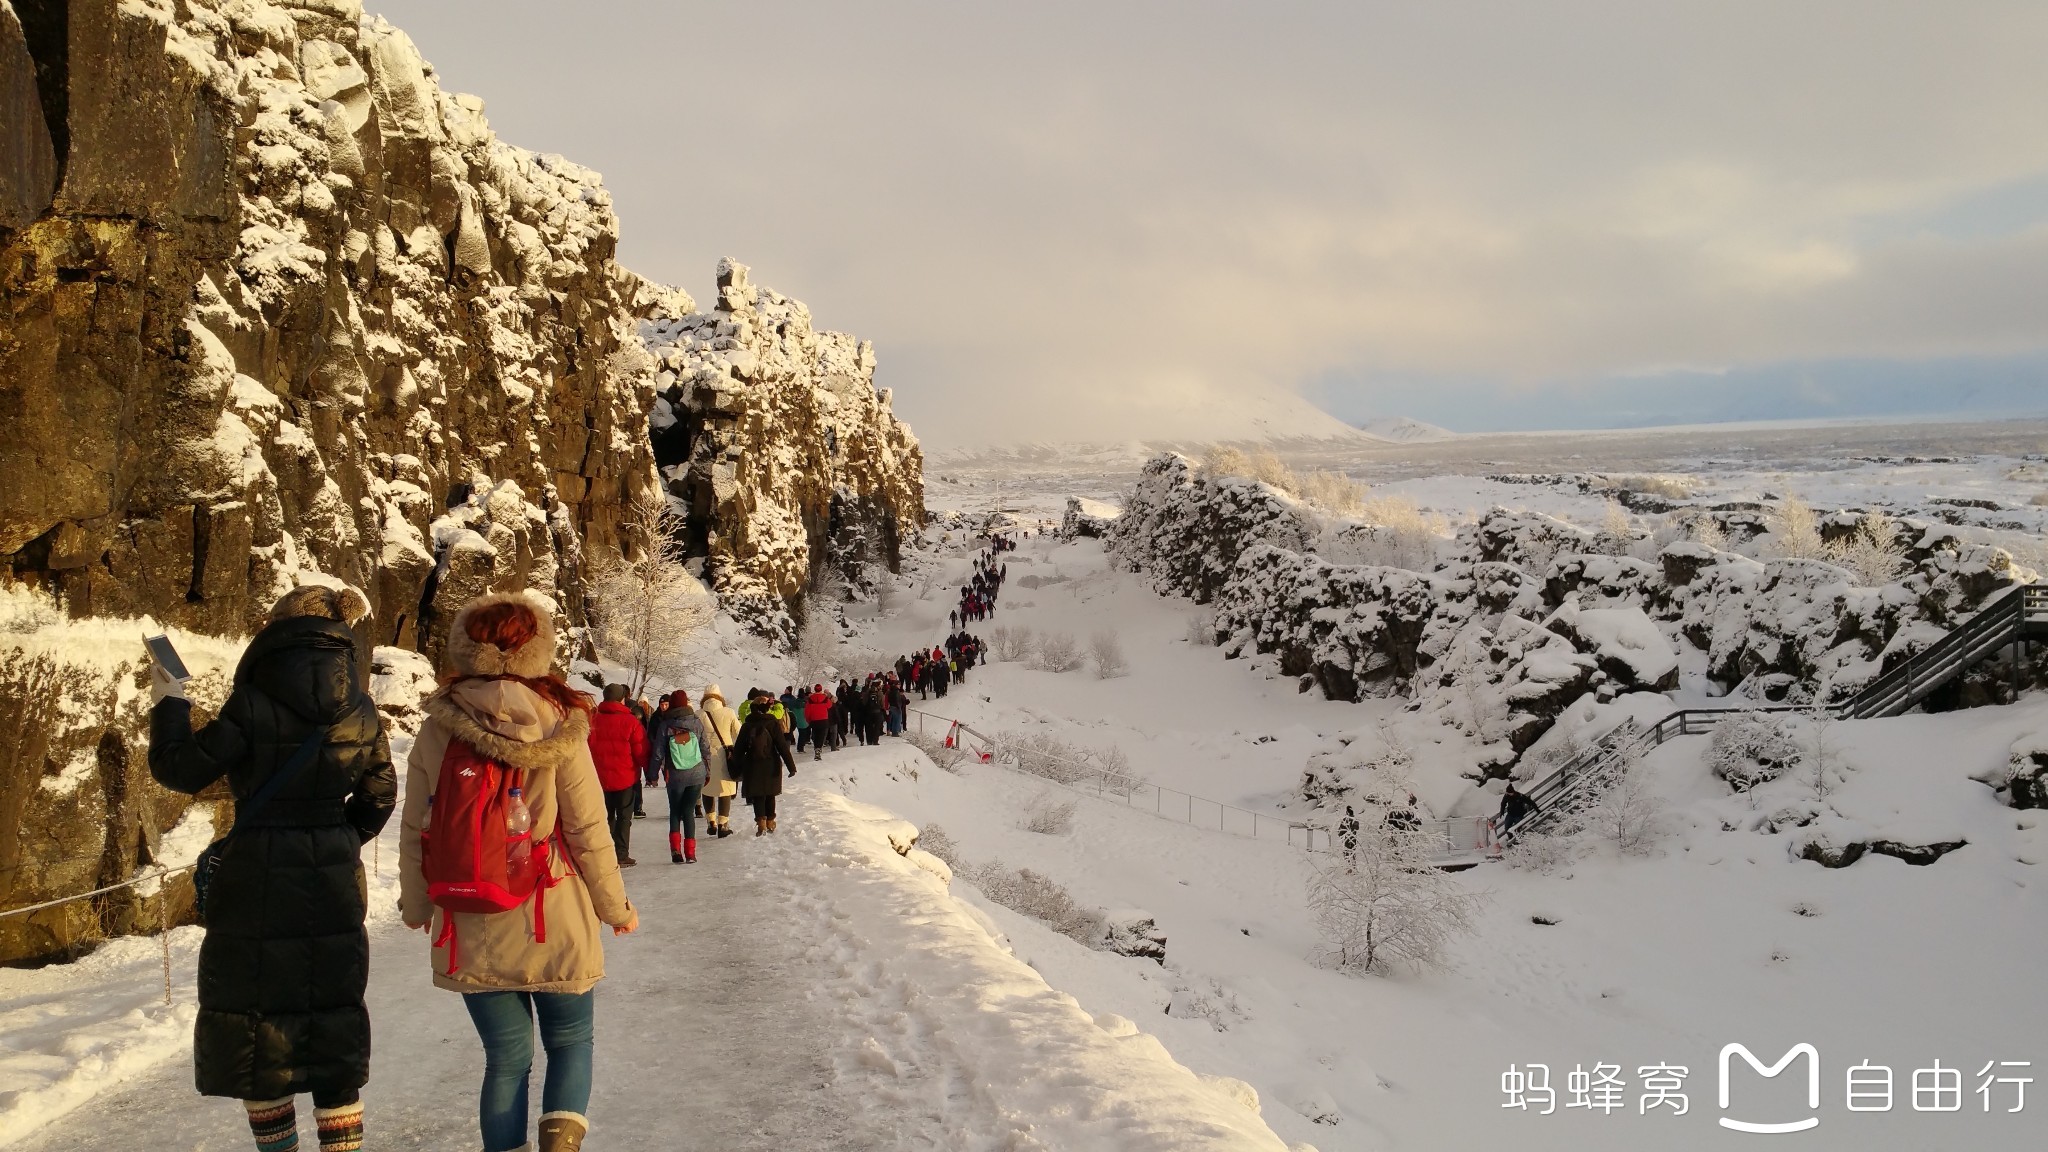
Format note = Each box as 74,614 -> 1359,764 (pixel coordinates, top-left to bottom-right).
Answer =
148,585 -> 396,1152
733,688 -> 797,834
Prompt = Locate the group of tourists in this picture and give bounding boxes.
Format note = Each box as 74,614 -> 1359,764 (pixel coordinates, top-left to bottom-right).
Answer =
952,549 -> 1008,627
139,534 -> 1026,1152
584,680 -> 801,870
149,587 -> 632,1152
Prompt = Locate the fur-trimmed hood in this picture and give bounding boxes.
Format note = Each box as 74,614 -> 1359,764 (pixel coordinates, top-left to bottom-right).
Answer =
444,590 -> 558,678
421,691 -> 590,772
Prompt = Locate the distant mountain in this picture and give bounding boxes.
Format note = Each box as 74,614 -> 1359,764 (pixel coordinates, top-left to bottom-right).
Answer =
1357,416 -> 1456,443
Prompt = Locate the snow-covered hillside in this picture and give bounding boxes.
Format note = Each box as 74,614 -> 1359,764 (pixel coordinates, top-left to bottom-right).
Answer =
828,528 -> 2046,1150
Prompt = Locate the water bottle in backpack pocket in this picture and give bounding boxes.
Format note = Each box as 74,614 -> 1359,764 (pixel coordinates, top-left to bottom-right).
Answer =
421,740 -> 561,973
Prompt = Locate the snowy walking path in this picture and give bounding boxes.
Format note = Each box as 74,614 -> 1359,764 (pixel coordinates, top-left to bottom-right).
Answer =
5,758 -> 1292,1151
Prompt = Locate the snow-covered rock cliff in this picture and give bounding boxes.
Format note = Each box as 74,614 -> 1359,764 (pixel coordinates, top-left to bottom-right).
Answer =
643,259 -> 923,640
1106,452 -> 2032,778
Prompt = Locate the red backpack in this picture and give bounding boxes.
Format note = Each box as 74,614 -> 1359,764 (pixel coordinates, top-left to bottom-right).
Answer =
422,740 -> 564,974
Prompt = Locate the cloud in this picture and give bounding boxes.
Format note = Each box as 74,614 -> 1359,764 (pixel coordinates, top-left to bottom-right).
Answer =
376,0 -> 2048,444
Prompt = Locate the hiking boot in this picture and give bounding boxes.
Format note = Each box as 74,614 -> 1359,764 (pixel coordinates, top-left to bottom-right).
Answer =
766,817 -> 778,833
755,822 -> 765,836
717,824 -> 733,839
538,1111 -> 588,1152
618,857 -> 637,868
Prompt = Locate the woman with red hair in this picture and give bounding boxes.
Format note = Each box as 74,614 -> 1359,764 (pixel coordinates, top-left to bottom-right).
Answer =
398,591 -> 637,1152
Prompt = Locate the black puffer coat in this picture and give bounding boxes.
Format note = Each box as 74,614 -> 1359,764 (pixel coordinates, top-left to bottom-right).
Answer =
149,615 -> 396,1101
732,708 -> 796,800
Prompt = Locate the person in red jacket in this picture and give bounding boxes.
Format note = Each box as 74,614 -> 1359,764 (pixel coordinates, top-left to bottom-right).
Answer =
803,683 -> 834,761
589,683 -> 650,866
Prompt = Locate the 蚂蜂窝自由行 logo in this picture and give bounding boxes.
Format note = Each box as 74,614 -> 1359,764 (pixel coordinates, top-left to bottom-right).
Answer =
1498,1045 -> 2031,1131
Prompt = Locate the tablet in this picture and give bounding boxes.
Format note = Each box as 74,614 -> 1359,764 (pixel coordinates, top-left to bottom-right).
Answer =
143,634 -> 192,682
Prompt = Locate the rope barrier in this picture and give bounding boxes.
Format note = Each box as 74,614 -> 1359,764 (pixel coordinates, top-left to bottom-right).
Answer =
0,865 -> 196,922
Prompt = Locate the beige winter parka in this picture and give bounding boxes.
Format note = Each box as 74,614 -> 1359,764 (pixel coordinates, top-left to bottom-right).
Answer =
397,592 -> 634,994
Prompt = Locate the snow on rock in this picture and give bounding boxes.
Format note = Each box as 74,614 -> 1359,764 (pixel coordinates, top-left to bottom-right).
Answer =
1062,496 -> 1121,539
1099,909 -> 1169,965
639,259 -> 923,642
1545,601 -> 1679,693
0,0 -> 685,958
0,585 -> 242,963
1106,452 -> 2034,779
2005,734 -> 2048,809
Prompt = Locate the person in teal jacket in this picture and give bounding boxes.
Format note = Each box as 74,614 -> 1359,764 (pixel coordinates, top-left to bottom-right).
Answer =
781,687 -> 811,751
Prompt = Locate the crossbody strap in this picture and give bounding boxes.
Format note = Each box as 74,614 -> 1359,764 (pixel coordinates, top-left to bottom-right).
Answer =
229,727 -> 326,833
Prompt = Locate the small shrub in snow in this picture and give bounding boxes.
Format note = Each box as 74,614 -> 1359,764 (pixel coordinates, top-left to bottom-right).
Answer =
1356,495 -> 1447,571
1768,495 -> 1828,561
1296,468 -> 1369,514
904,728 -> 968,773
1690,514 -> 1729,551
2032,492 -> 2048,507
1600,497 -> 1631,539
1019,792 -> 1078,835
1708,711 -> 1804,792
1503,832 -> 1581,873
1184,605 -> 1217,646
991,730 -> 1146,797
1610,474 -> 1694,500
917,822 -> 960,866
1035,631 -> 1085,672
965,860 -> 1107,945
1825,510 -> 1909,587
1090,628 -> 1129,678
1309,822 -> 1487,975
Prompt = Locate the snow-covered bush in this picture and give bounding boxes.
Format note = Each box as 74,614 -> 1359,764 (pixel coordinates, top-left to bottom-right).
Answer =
1609,474 -> 1694,500
991,730 -> 1145,797
1503,831 -> 1581,873
1707,712 -> 1804,792
587,495 -> 716,698
1296,468 -> 1369,514
1826,510 -> 1908,587
1035,631 -> 1085,672
990,625 -> 1037,662
1585,754 -> 1668,854
1768,495 -> 1828,560
1019,792 -> 1078,835
904,728 -> 968,773
1308,824 -> 1487,975
1355,495 -> 1447,571
916,822 -> 960,866
1090,629 -> 1129,678
964,860 -> 1108,945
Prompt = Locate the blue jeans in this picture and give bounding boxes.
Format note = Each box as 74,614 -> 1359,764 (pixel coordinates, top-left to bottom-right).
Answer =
667,780 -> 702,839
462,990 -> 595,1152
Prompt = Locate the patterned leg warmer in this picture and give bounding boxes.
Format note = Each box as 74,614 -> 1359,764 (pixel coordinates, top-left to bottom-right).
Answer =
315,1101 -> 364,1152
244,1098 -> 299,1152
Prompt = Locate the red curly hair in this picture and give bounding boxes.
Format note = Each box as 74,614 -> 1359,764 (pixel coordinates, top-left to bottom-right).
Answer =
444,600 -> 594,716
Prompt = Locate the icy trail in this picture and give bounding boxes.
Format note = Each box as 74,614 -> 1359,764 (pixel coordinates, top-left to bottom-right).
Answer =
6,766 -> 1290,1151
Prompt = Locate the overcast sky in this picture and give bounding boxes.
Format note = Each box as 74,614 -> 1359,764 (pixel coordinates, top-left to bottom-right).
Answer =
371,1 -> 2048,444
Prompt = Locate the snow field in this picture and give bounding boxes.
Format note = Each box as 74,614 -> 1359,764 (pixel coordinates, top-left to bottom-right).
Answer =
840,526 -> 2048,1150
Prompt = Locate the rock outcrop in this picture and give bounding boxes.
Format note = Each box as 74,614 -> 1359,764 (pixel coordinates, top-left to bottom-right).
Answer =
642,260 -> 922,639
1105,451 -> 2031,779
0,0 -> 924,962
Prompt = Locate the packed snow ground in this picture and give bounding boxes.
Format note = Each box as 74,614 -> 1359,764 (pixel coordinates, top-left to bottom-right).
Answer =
833,524 -> 2048,1150
2,747 -> 1293,1150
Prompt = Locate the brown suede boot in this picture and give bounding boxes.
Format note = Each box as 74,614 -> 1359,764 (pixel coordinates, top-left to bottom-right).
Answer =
538,1111 -> 587,1152
766,816 -> 778,833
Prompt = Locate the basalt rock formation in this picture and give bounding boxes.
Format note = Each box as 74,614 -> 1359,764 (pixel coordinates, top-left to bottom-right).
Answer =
0,0 -> 921,962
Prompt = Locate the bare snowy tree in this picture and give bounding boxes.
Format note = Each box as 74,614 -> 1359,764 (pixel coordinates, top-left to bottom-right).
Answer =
990,624 -> 1038,662
1185,605 -> 1217,646
1805,700 -> 1845,801
587,493 -> 715,699
1585,750 -> 1667,855
1090,628 -> 1129,678
1308,822 -> 1486,975
1768,495 -> 1828,561
1690,514 -> 1730,551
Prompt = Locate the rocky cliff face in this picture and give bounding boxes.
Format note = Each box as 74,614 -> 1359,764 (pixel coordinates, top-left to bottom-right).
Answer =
0,0 -> 922,962
643,259 -> 923,640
